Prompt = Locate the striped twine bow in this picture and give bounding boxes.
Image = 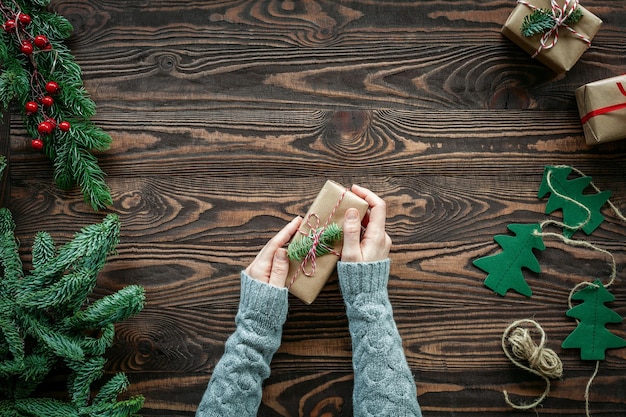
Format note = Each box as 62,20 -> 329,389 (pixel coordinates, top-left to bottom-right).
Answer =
518,0 -> 591,58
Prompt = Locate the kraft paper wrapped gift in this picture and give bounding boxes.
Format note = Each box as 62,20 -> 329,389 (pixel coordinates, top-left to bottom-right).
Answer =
287,180 -> 369,304
501,0 -> 602,73
575,74 -> 626,145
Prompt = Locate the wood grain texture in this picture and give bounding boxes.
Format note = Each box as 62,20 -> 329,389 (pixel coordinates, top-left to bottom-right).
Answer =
3,0 -> 626,416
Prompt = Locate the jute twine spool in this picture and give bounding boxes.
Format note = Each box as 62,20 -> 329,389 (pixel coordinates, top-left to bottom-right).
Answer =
501,319 -> 563,410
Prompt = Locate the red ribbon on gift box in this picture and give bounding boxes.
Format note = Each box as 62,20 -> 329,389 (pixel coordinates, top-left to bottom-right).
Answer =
581,82 -> 626,125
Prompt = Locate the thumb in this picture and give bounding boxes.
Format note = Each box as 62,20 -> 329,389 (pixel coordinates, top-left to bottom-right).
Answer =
341,208 -> 362,262
268,248 -> 290,287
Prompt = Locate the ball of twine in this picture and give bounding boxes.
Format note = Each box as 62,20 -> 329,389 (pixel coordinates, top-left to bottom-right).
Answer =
501,319 -> 563,410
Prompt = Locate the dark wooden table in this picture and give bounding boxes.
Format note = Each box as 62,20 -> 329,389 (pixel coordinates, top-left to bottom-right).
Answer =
3,1 -> 626,416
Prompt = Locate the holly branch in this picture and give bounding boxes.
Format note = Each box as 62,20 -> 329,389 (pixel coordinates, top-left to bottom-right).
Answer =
0,0 -> 112,210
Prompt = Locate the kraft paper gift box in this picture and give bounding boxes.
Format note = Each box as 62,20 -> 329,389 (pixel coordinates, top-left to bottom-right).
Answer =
287,180 -> 369,304
501,0 -> 602,73
575,74 -> 626,145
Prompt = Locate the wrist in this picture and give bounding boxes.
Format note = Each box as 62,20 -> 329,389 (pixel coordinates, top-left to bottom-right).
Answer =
337,259 -> 390,298
240,272 -> 289,327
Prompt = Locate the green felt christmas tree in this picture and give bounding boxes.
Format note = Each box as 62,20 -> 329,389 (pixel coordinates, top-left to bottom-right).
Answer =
538,165 -> 611,238
561,280 -> 626,360
0,174 -> 145,416
473,223 -> 545,297
1,0 -> 112,210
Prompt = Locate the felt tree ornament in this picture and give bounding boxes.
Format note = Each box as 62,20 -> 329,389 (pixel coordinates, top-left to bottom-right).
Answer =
473,223 -> 545,297
561,280 -> 626,360
538,165 -> 611,238
0,0 -> 112,210
0,206 -> 145,416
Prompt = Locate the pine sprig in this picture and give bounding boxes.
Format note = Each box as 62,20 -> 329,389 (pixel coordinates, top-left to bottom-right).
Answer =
521,7 -> 584,37
0,0 -> 113,210
287,222 -> 343,261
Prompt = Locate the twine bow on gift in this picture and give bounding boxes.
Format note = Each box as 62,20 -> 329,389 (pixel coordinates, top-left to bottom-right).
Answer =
518,0 -> 591,58
287,188 -> 348,289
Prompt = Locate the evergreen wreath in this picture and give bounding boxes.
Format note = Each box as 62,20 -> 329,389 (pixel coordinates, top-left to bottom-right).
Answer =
0,0 -> 112,210
0,154 -> 145,417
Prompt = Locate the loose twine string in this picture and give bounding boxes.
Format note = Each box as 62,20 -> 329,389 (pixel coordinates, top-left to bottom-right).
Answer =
517,0 -> 592,58
504,166 -> 625,415
287,187 -> 348,289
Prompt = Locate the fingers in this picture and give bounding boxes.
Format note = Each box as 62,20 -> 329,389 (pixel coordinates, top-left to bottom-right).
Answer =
343,184 -> 392,262
245,216 -> 302,283
341,208 -> 363,262
351,184 -> 386,230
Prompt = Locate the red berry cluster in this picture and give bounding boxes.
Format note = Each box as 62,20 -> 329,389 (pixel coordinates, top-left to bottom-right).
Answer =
2,9 -> 71,150
25,81 -> 71,151
2,11 -> 51,55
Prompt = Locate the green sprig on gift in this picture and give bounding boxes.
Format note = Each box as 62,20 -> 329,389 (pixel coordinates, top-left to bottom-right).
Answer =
287,223 -> 342,262
521,8 -> 583,37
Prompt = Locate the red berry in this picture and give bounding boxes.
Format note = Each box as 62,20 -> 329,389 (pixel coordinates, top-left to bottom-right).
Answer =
46,118 -> 57,129
40,96 -> 54,107
25,101 -> 39,114
58,121 -> 71,132
18,14 -> 31,25
45,81 -> 60,94
20,41 -> 33,55
34,35 -> 49,49
31,139 -> 44,151
3,19 -> 16,32
37,121 -> 53,135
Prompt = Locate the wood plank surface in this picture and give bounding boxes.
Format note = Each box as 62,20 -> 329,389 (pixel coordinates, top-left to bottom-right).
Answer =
3,0 -> 626,416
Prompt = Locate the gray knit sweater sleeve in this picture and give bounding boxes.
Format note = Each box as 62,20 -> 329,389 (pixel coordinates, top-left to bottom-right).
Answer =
337,259 -> 422,417
195,272 -> 288,417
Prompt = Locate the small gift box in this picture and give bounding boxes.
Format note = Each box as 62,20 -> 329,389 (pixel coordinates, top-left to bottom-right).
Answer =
575,74 -> 626,145
287,180 -> 369,304
501,0 -> 602,73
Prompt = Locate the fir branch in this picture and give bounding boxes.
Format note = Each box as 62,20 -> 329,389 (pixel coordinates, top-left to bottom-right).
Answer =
79,323 -> 115,356
32,231 -> 56,270
32,214 -> 119,280
21,315 -> 85,362
17,270 -> 97,312
0,316 -> 24,366
0,209 -> 24,286
85,396 -> 145,417
65,285 -> 145,330
0,208 -> 144,415
67,356 -> 106,406
92,373 -> 131,405
15,398 -> 79,417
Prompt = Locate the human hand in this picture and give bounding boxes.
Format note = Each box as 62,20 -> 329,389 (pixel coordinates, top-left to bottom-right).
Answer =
341,184 -> 392,263
244,216 -> 302,287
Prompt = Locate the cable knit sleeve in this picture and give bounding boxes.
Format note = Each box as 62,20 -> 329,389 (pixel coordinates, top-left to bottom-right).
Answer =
195,272 -> 288,417
337,259 -> 422,417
